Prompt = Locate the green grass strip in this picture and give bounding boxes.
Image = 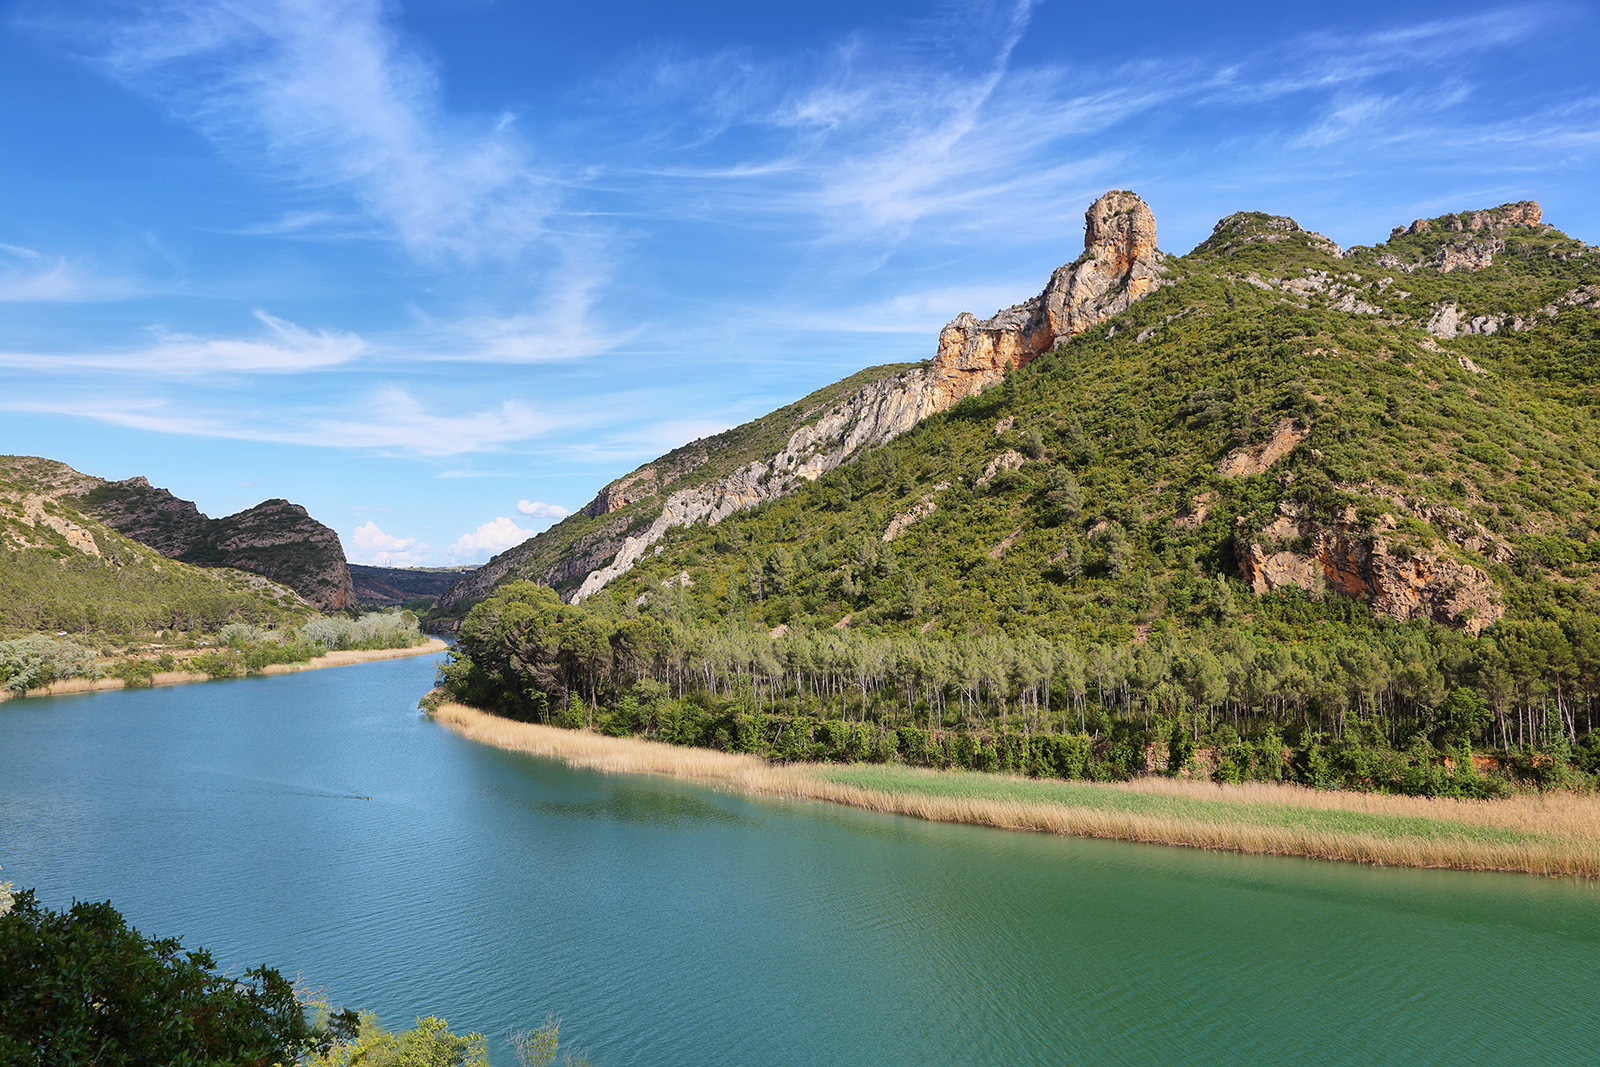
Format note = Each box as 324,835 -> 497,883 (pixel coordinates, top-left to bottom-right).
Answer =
810,765 -> 1546,846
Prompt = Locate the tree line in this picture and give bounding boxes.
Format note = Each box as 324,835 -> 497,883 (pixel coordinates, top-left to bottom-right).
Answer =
440,583 -> 1600,794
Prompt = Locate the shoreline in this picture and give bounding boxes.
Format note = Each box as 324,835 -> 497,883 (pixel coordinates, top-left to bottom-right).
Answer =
431,701 -> 1600,877
0,638 -> 448,702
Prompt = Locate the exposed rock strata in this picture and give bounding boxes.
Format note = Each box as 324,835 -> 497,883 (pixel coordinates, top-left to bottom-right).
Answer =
559,190 -> 1168,601
1237,502 -> 1503,634
14,494 -> 103,557
1392,201 -> 1543,239
930,191 -> 1165,407
1217,421 -> 1308,478
882,481 -> 950,543
979,450 -> 1027,485
74,477 -> 354,611
583,467 -> 658,517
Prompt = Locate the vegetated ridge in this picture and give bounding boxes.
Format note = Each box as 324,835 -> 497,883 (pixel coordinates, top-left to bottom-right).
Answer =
436,190 -> 1166,617
0,455 -> 315,634
349,563 -> 478,608
67,468 -> 355,611
439,190 -> 1600,802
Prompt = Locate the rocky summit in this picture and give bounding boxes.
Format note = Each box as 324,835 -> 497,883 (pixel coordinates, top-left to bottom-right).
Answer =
931,190 -> 1164,403
72,472 -> 354,612
440,189 -> 1172,613
437,190 -> 1600,655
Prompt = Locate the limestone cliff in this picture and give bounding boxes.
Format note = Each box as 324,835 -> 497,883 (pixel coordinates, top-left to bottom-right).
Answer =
73,476 -> 354,612
437,190 -> 1169,611
561,190 -> 1165,601
929,190 -> 1165,406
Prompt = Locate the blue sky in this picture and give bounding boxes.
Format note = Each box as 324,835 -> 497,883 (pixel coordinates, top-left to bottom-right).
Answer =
2,0 -> 1597,566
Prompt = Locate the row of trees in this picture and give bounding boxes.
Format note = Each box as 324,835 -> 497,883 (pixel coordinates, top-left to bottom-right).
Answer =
443,583 -> 1600,792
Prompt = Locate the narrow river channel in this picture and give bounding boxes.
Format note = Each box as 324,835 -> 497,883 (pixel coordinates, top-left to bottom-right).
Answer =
2,649 -> 1595,1065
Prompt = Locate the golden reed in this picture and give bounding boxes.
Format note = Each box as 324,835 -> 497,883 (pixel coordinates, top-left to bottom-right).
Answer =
432,702 -> 1600,877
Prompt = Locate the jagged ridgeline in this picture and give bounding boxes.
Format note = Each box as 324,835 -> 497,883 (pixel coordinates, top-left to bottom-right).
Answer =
445,191 -> 1600,638
0,456 -> 316,634
72,474 -> 354,611
594,196 -> 1600,636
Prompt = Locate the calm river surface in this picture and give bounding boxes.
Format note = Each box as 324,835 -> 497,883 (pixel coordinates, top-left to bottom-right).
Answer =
2,650 -> 1596,1066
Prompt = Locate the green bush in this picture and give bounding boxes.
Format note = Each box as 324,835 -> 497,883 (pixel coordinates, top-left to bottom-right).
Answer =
0,635 -> 98,692
0,891 -> 333,1066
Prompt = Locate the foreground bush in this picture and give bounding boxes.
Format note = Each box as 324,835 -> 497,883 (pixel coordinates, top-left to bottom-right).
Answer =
0,891 -> 338,1066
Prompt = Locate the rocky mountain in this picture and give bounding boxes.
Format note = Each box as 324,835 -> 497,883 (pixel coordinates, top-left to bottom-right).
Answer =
0,455 -> 314,634
437,189 -> 1168,617
445,190 -> 1600,653
68,472 -> 354,612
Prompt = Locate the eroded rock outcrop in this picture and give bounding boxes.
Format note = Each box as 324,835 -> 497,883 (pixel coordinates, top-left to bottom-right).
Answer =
1217,420 -> 1309,478
1382,201 -> 1548,276
74,477 -> 354,611
556,191 -> 1167,601
1392,201 -> 1543,239
1237,502 -> 1503,634
583,467 -> 658,517
930,191 -> 1165,405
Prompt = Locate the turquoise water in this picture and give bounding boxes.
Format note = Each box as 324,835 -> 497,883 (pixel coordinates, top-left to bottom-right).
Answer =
1,651 -> 1596,1066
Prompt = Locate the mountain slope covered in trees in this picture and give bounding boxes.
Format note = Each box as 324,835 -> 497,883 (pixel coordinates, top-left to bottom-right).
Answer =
442,196 -> 1600,793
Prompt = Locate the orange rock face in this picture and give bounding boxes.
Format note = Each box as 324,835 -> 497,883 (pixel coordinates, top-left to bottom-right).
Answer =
929,190 -> 1164,409
1237,503 -> 1503,634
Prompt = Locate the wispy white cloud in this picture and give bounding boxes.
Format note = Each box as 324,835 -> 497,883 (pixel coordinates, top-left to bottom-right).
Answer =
0,384 -> 561,457
77,0 -> 555,262
0,244 -> 137,302
0,310 -> 365,374
421,238 -> 633,363
581,1 -> 1579,257
1291,83 -> 1473,149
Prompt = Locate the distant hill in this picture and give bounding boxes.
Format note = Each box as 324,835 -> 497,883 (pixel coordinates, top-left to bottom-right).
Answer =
0,456 -> 314,635
69,474 -> 354,611
349,564 -> 477,607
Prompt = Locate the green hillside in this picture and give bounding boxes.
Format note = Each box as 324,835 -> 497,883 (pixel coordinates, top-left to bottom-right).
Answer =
443,202 -> 1600,795
600,208 -> 1600,638
434,361 -> 920,612
0,457 -> 314,637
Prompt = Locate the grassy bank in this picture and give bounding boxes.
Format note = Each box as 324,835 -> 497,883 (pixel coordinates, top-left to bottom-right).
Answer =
432,701 -> 1600,877
0,639 -> 448,702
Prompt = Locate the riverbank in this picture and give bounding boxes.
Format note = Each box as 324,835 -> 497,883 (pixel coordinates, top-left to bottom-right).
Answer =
432,701 -> 1600,877
0,638 -> 448,702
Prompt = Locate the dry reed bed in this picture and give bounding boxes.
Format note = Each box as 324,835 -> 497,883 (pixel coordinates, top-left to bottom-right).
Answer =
431,703 -> 1600,877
